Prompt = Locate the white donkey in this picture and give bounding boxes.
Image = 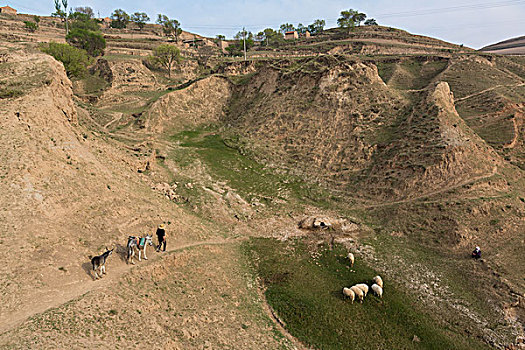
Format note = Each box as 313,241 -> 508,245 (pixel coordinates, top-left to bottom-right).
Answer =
127,235 -> 153,264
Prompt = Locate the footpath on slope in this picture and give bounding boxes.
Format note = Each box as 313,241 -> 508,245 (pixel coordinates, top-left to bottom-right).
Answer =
356,166 -> 498,209
0,238 -> 239,335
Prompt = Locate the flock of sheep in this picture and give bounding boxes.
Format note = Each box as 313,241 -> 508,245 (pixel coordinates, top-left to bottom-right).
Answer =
342,253 -> 384,303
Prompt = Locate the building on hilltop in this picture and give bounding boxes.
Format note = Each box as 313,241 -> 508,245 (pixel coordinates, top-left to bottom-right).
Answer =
0,5 -> 17,15
284,30 -> 298,40
99,17 -> 111,28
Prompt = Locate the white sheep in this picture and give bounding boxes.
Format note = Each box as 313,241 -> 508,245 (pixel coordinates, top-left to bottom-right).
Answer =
371,283 -> 383,298
350,285 -> 364,303
373,275 -> 383,288
355,283 -> 369,296
347,253 -> 355,267
342,287 -> 355,303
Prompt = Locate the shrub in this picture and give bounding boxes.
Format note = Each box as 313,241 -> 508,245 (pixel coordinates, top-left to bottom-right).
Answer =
41,42 -> 91,78
70,12 -> 100,32
66,28 -> 106,57
24,21 -> 38,32
0,88 -> 23,99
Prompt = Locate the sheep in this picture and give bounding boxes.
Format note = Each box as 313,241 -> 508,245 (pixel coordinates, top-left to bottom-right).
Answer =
342,287 -> 355,303
347,253 -> 355,267
371,283 -> 383,298
350,285 -> 364,303
373,275 -> 383,288
355,283 -> 369,296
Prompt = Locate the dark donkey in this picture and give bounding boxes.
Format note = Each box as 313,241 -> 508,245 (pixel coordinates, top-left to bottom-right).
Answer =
91,247 -> 114,279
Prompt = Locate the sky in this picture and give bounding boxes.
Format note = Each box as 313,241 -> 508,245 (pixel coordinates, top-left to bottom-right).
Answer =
4,0 -> 525,48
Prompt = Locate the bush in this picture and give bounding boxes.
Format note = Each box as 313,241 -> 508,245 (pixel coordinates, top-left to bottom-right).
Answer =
70,12 -> 100,32
66,28 -> 106,57
0,88 -> 23,99
24,21 -> 38,32
41,42 -> 92,78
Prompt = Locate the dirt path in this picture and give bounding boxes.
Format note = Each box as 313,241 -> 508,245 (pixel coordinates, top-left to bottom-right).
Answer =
103,112 -> 124,129
455,82 -> 525,102
355,166 -> 498,209
0,238 -> 238,335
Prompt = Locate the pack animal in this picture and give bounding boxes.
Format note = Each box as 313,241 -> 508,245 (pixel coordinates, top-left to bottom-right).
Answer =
91,247 -> 114,279
127,235 -> 153,264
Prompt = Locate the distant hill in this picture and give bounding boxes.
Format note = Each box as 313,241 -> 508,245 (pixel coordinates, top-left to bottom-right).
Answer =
480,35 -> 525,55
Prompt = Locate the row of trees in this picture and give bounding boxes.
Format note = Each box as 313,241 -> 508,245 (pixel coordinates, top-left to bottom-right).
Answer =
47,2 -> 184,79
51,3 -> 183,42
222,10 -> 378,56
108,9 -> 182,42
337,9 -> 377,29
222,18 -> 326,55
277,19 -> 326,35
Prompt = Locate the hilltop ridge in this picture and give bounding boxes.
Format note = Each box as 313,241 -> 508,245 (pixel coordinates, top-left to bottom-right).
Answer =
481,35 -> 525,55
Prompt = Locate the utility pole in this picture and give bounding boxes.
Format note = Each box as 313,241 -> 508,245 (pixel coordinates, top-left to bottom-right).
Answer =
243,26 -> 247,62
61,0 -> 69,35
65,9 -> 69,35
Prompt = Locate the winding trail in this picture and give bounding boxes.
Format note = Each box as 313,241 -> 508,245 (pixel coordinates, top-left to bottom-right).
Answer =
355,166 -> 498,209
103,112 -> 124,130
455,82 -> 525,102
0,238 -> 238,335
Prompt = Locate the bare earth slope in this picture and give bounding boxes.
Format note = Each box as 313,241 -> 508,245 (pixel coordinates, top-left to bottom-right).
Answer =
0,48 -> 291,349
1,23 -> 524,348
0,48 -> 200,330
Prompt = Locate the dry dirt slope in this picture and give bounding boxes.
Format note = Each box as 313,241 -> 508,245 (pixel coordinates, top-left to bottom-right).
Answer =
1,39 -> 524,348
224,56 -> 503,200
0,48 -> 292,349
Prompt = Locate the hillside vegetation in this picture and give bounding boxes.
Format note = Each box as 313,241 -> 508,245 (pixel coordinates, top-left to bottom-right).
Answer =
0,14 -> 524,350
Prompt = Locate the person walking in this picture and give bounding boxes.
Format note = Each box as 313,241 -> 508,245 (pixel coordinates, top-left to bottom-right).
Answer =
156,224 -> 167,252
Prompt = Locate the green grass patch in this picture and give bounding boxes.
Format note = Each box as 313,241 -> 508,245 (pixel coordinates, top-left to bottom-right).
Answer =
170,128 -> 332,208
0,88 -> 23,99
245,238 -> 492,350
81,75 -> 109,95
376,62 -> 396,83
229,72 -> 257,86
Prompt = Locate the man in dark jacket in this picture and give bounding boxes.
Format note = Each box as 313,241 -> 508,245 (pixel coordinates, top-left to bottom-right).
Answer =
472,246 -> 481,259
156,224 -> 166,252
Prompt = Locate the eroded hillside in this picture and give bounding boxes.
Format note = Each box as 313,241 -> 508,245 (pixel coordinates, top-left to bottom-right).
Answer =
0,27 -> 524,350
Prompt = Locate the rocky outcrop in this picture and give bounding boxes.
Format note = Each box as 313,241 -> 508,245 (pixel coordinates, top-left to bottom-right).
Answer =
108,60 -> 157,89
225,58 -> 406,184
361,80 -> 500,200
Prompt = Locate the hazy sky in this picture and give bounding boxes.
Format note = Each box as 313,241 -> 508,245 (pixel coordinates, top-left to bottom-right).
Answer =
6,0 -> 525,48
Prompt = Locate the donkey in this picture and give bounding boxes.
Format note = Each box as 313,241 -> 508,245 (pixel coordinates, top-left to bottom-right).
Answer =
127,234 -> 153,264
91,247 -> 114,279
